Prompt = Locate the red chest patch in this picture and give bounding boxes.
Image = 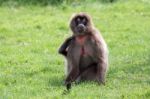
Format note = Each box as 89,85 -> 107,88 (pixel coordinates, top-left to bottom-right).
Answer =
76,35 -> 86,45
75,36 -> 87,56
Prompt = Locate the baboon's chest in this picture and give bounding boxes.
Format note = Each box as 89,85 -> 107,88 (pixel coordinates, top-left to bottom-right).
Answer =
76,35 -> 86,45
75,35 -> 93,56
76,36 -> 86,56
73,35 -> 96,68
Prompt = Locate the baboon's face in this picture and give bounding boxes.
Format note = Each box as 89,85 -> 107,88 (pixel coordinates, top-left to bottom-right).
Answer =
74,16 -> 88,33
70,13 -> 92,35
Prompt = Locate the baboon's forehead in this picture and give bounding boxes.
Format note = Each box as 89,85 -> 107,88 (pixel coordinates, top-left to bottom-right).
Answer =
74,14 -> 89,19
73,15 -> 90,22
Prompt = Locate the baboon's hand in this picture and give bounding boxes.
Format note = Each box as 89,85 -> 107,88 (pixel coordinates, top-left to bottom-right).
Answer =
65,81 -> 71,90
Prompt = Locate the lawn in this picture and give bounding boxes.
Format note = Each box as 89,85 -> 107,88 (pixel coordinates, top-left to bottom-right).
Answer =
0,0 -> 150,98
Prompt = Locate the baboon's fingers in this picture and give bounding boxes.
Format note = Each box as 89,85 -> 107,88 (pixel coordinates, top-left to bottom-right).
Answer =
66,83 -> 71,90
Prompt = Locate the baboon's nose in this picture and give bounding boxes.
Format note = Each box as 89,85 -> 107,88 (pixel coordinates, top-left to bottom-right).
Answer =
77,24 -> 85,32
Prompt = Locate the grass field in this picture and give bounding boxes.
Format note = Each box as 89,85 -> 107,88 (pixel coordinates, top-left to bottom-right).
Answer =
0,0 -> 150,98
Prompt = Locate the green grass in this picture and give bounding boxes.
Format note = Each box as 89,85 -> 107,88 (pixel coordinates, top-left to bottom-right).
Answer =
0,0 -> 150,98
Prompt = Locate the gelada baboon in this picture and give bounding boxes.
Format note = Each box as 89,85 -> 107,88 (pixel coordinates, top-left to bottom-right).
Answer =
58,12 -> 108,90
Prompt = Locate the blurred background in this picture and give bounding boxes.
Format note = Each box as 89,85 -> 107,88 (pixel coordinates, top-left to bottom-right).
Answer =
0,0 -> 117,6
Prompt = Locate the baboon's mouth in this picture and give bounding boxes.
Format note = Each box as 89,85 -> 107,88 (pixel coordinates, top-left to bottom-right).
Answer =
78,28 -> 85,33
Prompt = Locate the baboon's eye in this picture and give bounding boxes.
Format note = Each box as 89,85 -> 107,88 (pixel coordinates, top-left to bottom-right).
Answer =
75,17 -> 81,26
82,18 -> 86,23
82,18 -> 87,25
77,17 -> 81,22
